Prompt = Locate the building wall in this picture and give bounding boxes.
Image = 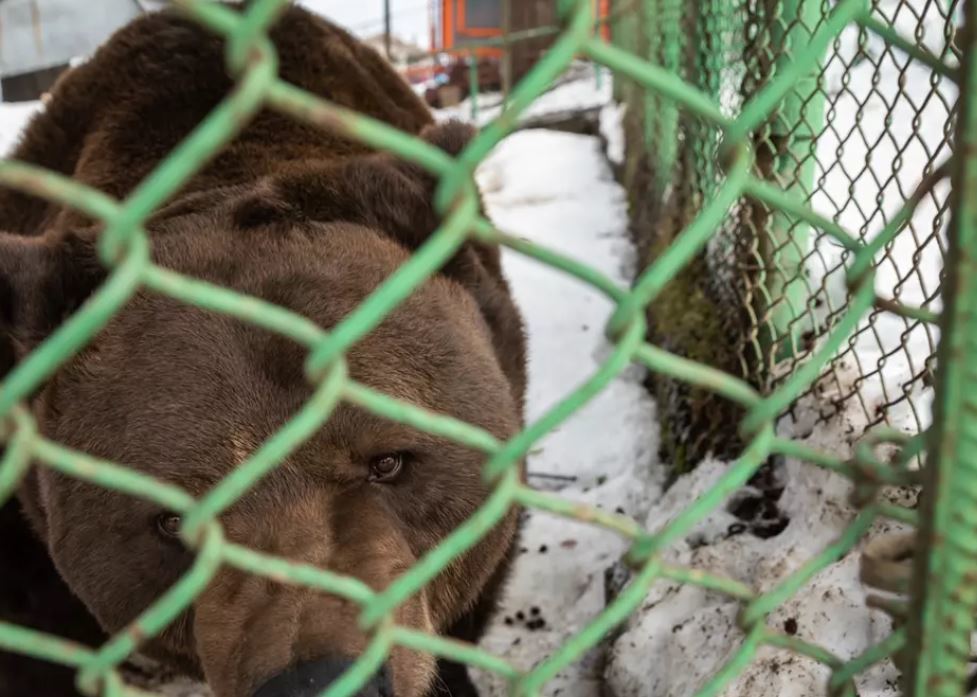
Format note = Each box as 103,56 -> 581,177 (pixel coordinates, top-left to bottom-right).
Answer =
508,0 -> 557,83
0,0 -> 143,78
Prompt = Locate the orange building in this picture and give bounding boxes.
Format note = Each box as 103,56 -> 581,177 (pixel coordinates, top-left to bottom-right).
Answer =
433,0 -> 611,58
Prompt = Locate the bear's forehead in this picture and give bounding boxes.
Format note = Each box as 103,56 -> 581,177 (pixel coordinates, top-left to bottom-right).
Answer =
51,354 -> 476,496
88,279 -> 483,403
141,212 -> 486,344
50,275 -> 508,493
46,212 -> 510,491
70,297 -> 484,430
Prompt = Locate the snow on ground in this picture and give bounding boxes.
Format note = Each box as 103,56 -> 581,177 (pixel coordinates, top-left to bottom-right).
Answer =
599,101 -> 627,168
434,62 -> 613,128
469,129 -> 659,696
0,100 -> 41,154
605,406 -> 912,697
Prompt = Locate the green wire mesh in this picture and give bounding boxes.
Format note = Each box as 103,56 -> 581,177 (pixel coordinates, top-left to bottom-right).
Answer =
0,0 -> 971,695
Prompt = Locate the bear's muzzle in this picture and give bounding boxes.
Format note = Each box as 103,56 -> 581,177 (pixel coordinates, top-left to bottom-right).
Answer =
253,658 -> 392,697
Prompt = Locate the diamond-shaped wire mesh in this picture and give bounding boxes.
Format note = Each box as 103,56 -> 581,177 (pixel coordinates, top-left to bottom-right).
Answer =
0,0 -> 970,695
733,0 -> 955,435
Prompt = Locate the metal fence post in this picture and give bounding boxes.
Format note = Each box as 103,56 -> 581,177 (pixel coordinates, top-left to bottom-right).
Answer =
646,0 -> 682,194
502,0 -> 513,106
760,0 -> 827,362
469,48 -> 479,121
905,3 -> 977,694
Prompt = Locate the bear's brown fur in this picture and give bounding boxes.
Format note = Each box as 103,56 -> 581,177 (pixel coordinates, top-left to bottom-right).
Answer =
0,4 -> 526,697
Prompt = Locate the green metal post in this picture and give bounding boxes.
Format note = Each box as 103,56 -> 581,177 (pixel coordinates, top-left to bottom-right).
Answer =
609,0 -> 636,103
383,0 -> 392,60
692,0 -> 724,199
469,49 -> 479,121
644,0 -> 683,198
502,0 -> 513,109
761,0 -> 827,361
905,4 -> 977,695
593,0 -> 603,91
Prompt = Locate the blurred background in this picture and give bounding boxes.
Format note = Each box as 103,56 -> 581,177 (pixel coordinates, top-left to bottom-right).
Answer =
0,1 -> 610,107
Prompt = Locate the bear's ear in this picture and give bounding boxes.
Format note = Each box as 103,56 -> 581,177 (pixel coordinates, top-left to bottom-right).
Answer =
418,120 -> 476,160
0,230 -> 105,377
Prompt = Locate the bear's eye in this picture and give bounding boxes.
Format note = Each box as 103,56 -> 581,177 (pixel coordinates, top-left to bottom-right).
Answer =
369,453 -> 405,483
155,513 -> 182,539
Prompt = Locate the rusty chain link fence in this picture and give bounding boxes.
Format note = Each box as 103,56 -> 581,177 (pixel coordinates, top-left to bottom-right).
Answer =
1,0 -> 976,695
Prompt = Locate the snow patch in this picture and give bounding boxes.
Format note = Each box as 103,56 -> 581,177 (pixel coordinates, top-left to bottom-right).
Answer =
472,128 -> 660,696
606,410 -> 910,697
0,101 -> 42,155
600,102 -> 626,167
434,63 -> 613,129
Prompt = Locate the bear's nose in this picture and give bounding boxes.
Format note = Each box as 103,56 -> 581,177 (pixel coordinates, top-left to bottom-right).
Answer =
252,658 -> 392,697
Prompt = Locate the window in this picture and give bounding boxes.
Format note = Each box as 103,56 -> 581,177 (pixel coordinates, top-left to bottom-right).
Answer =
463,0 -> 501,29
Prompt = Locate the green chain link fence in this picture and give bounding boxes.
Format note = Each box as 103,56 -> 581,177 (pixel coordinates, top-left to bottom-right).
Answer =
0,0 -> 973,695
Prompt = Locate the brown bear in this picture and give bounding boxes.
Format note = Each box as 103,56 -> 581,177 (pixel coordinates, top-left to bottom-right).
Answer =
0,4 -> 526,697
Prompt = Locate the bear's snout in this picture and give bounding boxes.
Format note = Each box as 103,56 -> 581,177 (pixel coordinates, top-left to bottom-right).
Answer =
170,485 -> 441,697
193,573 -> 436,697
253,658 -> 392,697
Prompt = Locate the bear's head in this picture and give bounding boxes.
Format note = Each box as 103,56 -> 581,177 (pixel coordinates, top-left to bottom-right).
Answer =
0,138 -> 525,697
